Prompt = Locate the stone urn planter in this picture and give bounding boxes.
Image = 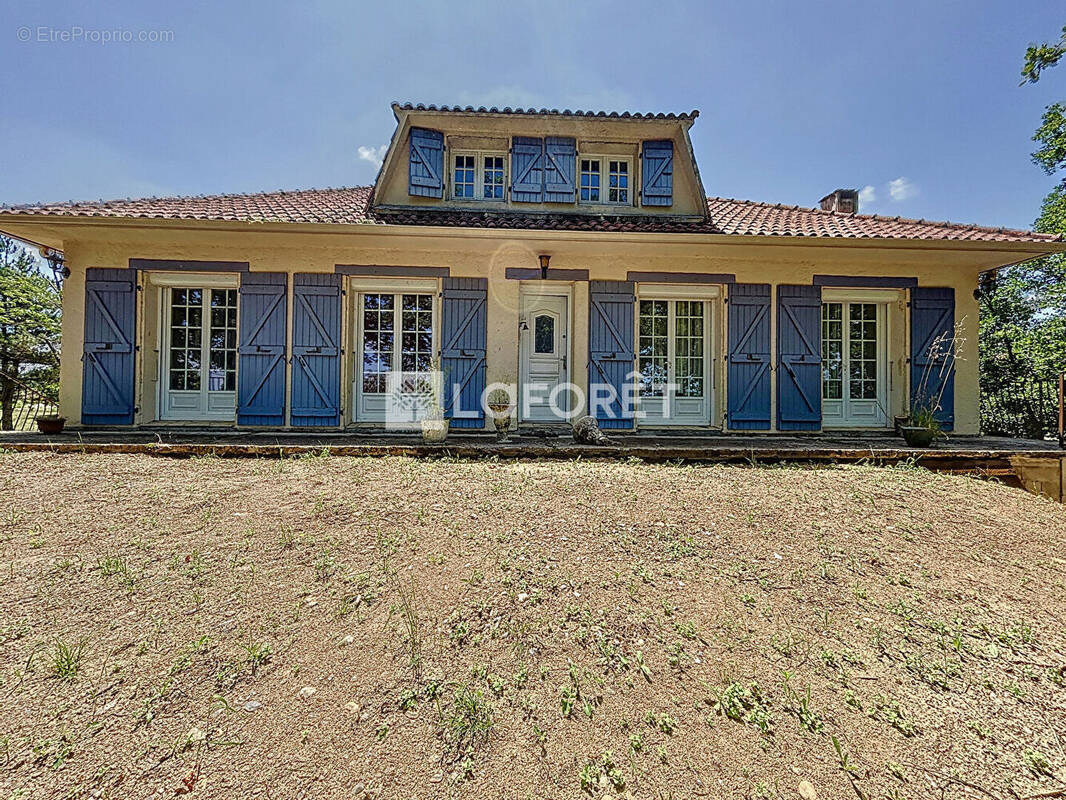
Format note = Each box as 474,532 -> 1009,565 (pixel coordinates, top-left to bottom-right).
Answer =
420,417 -> 449,444
486,388 -> 513,442
35,415 -> 66,435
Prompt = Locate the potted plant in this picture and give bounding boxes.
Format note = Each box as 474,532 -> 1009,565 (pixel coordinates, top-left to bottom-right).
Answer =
486,387 -> 514,442
900,322 -> 964,448
35,414 -> 66,434
899,405 -> 941,448
419,359 -> 449,444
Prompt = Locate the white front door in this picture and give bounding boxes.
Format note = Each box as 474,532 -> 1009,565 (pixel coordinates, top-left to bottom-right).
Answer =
821,301 -> 889,427
637,298 -> 712,425
160,286 -> 238,421
519,292 -> 569,422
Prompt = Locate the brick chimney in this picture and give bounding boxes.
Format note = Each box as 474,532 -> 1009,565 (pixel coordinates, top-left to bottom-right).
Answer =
819,189 -> 859,214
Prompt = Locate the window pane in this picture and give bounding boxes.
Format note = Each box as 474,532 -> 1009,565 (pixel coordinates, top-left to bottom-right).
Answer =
638,299 -> 668,397
580,159 -> 601,202
534,315 -> 554,354
674,300 -> 704,398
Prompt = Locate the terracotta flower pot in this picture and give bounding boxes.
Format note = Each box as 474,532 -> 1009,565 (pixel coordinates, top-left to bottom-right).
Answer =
35,416 -> 66,435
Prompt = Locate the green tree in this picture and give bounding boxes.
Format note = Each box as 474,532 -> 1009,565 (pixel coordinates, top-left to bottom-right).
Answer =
0,235 -> 62,429
978,24 -> 1066,435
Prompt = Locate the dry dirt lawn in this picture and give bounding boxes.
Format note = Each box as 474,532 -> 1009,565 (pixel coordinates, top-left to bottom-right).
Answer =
1,452 -> 1065,800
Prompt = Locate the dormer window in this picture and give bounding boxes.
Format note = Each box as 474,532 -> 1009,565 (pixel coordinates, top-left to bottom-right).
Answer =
452,151 -> 507,201
483,155 -> 505,199
453,154 -> 476,199
580,159 -> 601,202
580,157 -> 631,205
607,159 -> 630,203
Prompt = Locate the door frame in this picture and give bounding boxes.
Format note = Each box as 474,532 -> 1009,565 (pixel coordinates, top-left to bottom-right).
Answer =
151,271 -> 240,422
347,277 -> 440,425
820,288 -> 895,428
518,283 -> 573,423
634,283 -> 721,428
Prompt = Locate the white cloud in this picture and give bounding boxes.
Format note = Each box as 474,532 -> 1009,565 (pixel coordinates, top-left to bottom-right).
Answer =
887,177 -> 918,202
357,144 -> 388,169
858,185 -> 876,205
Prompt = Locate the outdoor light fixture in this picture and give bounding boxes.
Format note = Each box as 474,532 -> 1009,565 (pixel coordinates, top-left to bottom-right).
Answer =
538,254 -> 551,280
43,248 -> 70,279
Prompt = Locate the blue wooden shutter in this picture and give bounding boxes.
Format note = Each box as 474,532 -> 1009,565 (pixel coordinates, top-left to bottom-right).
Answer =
728,283 -> 771,430
409,127 -> 444,198
291,273 -> 341,427
81,268 -> 136,425
511,137 -> 544,202
544,136 -> 576,203
777,285 -> 822,431
237,273 -> 287,426
910,287 -> 955,429
441,278 -> 486,428
589,280 -> 636,429
641,140 -> 674,207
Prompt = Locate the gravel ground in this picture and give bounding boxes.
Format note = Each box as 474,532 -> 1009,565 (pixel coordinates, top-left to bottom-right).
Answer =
1,451 -> 1064,800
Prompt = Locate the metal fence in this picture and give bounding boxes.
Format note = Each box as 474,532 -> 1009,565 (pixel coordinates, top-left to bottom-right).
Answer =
0,372 -> 59,431
981,373 -> 1064,445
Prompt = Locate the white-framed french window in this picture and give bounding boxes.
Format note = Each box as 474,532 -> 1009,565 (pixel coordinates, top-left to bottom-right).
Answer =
579,155 -> 632,205
820,288 -> 898,428
149,271 -> 240,422
451,150 -> 507,201
349,278 -> 439,423
634,284 -> 720,426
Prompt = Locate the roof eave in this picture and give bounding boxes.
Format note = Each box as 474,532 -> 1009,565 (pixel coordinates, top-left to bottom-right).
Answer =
3,212 -> 1062,260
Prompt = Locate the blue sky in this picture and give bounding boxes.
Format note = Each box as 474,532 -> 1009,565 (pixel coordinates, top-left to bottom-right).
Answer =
0,0 -> 1062,230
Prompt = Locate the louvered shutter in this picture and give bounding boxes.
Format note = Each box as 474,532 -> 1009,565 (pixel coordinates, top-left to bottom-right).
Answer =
441,278 -> 487,428
641,140 -> 674,207
511,137 -> 544,202
727,283 -> 771,430
408,127 -> 444,198
81,268 -> 136,425
910,287 -> 955,429
589,280 -> 636,429
237,273 -> 287,426
776,285 -> 822,431
291,273 -> 341,427
544,136 -> 576,203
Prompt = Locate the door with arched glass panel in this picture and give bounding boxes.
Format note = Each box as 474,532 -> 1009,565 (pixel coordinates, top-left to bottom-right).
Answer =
519,292 -> 569,422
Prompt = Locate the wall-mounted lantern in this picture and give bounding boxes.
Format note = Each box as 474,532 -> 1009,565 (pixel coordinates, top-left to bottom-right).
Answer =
538,254 -> 551,280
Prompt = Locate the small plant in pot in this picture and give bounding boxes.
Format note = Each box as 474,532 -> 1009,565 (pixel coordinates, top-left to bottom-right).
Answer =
900,321 -> 964,448
486,387 -> 514,442
899,404 -> 941,448
35,414 -> 66,434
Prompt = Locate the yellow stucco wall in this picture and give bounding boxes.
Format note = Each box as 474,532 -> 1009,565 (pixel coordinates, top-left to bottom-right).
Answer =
36,218 -> 1040,434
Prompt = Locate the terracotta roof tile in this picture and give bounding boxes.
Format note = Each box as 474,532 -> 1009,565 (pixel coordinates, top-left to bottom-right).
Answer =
0,187 -> 376,225
392,103 -> 699,121
1,186 -> 1059,244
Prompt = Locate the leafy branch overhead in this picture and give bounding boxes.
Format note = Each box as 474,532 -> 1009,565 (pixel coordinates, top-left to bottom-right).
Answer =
1021,24 -> 1066,85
